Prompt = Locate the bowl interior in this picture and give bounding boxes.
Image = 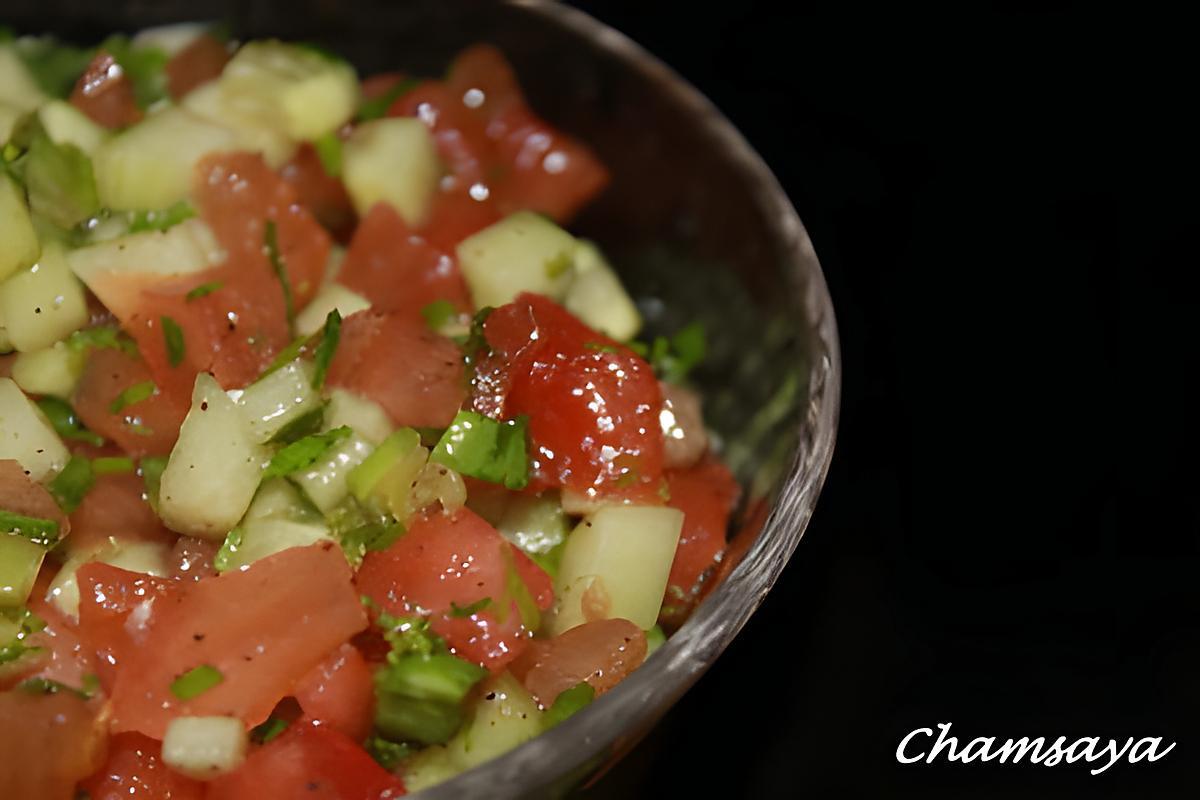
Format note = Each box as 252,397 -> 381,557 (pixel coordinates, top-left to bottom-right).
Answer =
3,1 -> 840,796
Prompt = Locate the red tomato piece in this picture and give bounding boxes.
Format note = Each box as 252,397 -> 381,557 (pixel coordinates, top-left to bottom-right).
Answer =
165,33 -> 231,99
508,618 -> 647,706
327,311 -> 466,429
75,563 -> 174,692
0,691 -> 108,800
420,185 -> 502,253
660,456 -> 741,626
109,542 -> 367,738
21,617 -> 100,697
444,44 -> 525,125
279,141 -> 357,241
170,536 -> 220,582
72,346 -> 189,457
473,294 -> 665,497
0,458 -> 69,536
337,204 -> 471,319
292,642 -> 375,743
68,472 -> 173,556
356,508 -> 553,672
390,81 -> 493,185
489,104 -> 610,223
79,732 -> 205,800
70,51 -> 143,129
207,720 -> 405,800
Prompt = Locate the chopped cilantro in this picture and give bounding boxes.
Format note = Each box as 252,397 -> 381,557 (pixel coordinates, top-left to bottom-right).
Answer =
250,717 -> 289,744
0,510 -> 60,547
312,131 -> 342,177
36,397 -> 105,447
268,403 -> 327,444
161,315 -> 185,367
310,309 -> 341,390
429,411 -> 529,490
365,736 -> 411,770
263,219 -> 295,331
169,664 -> 224,700
128,200 -> 195,233
357,78 -> 420,122
185,281 -> 224,301
67,325 -> 137,356
49,456 -> 94,514
448,597 -> 491,618
643,321 -> 707,384
108,380 -> 155,414
544,681 -> 595,728
421,299 -> 458,332
213,528 -> 243,573
92,456 -> 135,475
261,426 -> 352,481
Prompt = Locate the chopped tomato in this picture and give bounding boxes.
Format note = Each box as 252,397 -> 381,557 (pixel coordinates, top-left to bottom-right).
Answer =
420,185 -> 502,253
327,311 -> 466,429
70,51 -> 142,129
72,347 -> 189,457
0,458 -> 69,537
79,732 -> 205,800
109,542 -> 367,738
280,141 -> 357,241
0,691 -> 108,800
489,104 -> 610,223
293,642 -> 375,742
75,563 -> 174,692
660,456 -> 741,626
165,33 -> 231,99
170,536 -> 220,582
207,720 -> 405,800
337,204 -> 471,319
356,508 -> 553,671
509,618 -> 647,706
444,44 -> 525,125
68,472 -> 173,556
473,294 -> 664,497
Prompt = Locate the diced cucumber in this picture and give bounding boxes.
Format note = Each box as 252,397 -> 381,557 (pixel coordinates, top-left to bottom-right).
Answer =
162,716 -> 248,780
0,241 -> 90,352
548,505 -> 684,635
159,373 -> 267,540
410,461 -> 467,516
294,283 -> 370,338
562,241 -> 641,341
402,672 -> 544,792
324,388 -> 393,446
10,341 -> 85,398
347,428 -> 426,517
342,117 -> 439,226
243,477 -> 311,522
37,100 -> 109,156
93,106 -> 239,210
217,517 -> 331,572
68,218 -> 225,286
0,45 -> 48,112
0,377 -> 70,482
132,23 -> 212,58
456,212 -> 578,309
220,40 -> 359,141
289,433 -> 374,513
23,130 -> 101,229
496,492 -> 570,569
0,534 -> 46,610
0,174 -> 40,282
236,359 -> 320,444
47,539 -> 172,618
181,82 -> 296,169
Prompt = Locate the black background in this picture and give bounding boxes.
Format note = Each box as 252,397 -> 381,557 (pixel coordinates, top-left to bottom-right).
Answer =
571,3 -> 1197,798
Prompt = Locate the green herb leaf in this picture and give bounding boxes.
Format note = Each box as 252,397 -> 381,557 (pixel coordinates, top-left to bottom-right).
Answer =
310,309 -> 341,391
23,130 -> 100,229
169,664 -> 224,700
18,674 -> 99,699
645,322 -> 707,384
185,281 -> 224,301
448,597 -> 491,618
0,510 -> 60,547
544,681 -> 595,728
312,131 -> 342,177
373,652 -> 488,745
213,528 -> 243,574
161,316 -> 185,367
92,456 -> 135,475
256,335 -> 310,383
36,397 -> 105,447
139,456 -> 168,513
250,717 -> 289,744
340,520 -> 403,566
357,78 -> 420,122
267,403 -> 327,445
13,37 -> 95,97
67,325 -> 138,356
263,219 -> 295,332
109,380 -> 156,414
458,306 -> 494,360
98,35 -> 170,109
420,299 -> 458,332
129,200 -> 195,233
49,456 -> 94,514
261,426 -> 352,481
365,736 -> 411,770
429,411 -> 529,490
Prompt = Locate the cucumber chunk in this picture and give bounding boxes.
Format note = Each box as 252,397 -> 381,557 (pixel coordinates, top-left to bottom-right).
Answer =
10,342 -> 85,398
294,283 -> 371,338
562,241 -> 642,342
0,378 -> 70,482
68,218 -> 225,286
456,211 -> 578,309
0,534 -> 46,610
37,100 -> 109,156
549,505 -> 684,635
342,117 -> 439,226
0,174 -> 40,283
324,388 -> 393,446
236,359 -> 321,444
159,373 -> 267,540
162,716 -> 248,780
289,433 -> 374,513
0,45 -> 48,112
181,82 -> 296,169
0,241 -> 90,352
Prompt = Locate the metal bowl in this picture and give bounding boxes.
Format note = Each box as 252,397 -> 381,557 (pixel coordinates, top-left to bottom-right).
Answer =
4,1 -> 841,795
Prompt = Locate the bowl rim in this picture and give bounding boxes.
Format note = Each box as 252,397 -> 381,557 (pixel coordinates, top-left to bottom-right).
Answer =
416,1 -> 842,796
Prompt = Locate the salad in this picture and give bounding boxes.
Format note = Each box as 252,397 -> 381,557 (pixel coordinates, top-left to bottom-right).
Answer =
0,24 -> 742,798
